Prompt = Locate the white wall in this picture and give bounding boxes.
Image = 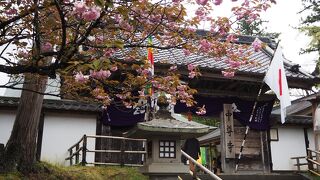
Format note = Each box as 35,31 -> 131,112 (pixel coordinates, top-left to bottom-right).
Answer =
270,127 -> 308,171
0,110 -> 15,145
41,112 -> 97,166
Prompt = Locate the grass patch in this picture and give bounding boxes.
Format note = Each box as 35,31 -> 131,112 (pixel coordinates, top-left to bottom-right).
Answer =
304,171 -> 320,180
0,162 -> 148,180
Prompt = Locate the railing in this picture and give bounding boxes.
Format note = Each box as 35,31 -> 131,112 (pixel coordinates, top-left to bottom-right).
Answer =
306,148 -> 320,176
181,150 -> 222,180
65,135 -> 147,166
291,156 -> 309,171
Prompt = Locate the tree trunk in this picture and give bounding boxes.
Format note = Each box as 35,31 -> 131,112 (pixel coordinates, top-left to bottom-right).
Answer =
0,74 -> 47,173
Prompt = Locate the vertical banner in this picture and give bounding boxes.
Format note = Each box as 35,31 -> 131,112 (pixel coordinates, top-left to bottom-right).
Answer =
224,104 -> 235,158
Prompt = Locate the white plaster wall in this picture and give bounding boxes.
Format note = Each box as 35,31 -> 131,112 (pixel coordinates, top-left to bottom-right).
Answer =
41,112 -> 96,166
0,110 -> 15,145
270,127 -> 307,170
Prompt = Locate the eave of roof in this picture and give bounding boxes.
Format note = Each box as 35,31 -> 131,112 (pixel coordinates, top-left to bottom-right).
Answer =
270,114 -> 312,125
0,96 -> 101,112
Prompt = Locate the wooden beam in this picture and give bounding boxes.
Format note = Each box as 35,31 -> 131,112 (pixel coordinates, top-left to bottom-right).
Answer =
196,88 -> 275,100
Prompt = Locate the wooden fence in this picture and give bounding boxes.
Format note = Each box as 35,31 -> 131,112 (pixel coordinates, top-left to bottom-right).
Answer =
291,148 -> 320,176
306,148 -> 320,176
65,135 -> 147,166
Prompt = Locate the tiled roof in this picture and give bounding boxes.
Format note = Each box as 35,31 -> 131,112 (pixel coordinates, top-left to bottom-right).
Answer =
153,43 -> 313,80
116,34 -> 316,82
270,114 -> 312,125
271,96 -> 313,125
0,96 -> 101,112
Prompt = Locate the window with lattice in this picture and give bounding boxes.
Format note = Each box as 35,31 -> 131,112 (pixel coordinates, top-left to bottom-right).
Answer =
159,140 -> 175,158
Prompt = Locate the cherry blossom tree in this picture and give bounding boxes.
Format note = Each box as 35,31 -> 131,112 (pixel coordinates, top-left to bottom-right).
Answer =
0,0 -> 274,173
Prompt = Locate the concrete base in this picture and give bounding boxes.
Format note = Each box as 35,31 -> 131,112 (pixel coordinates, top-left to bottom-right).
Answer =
140,162 -> 189,174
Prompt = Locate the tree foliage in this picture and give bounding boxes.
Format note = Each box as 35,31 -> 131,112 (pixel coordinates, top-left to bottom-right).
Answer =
0,0 -> 275,107
299,0 -> 320,75
0,0 -> 275,172
237,17 -> 280,39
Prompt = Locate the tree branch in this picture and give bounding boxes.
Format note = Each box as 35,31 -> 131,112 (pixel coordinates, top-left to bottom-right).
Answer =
53,0 -> 67,62
0,84 -> 62,97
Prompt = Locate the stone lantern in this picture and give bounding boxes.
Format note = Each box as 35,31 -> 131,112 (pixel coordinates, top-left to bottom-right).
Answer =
124,102 -> 213,179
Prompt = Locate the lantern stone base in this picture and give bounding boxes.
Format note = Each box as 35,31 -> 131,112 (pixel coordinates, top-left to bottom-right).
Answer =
140,162 -> 189,174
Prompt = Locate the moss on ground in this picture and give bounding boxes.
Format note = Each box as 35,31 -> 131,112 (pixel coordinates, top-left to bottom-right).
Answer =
0,162 -> 148,180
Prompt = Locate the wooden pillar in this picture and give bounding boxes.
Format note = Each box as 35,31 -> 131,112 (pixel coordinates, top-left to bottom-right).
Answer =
260,131 -> 271,173
120,139 -> 126,167
82,135 -> 87,166
312,100 -> 320,170
221,104 -> 235,173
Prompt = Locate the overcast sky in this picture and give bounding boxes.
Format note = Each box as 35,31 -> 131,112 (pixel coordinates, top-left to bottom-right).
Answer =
260,0 -> 318,72
0,0 -> 318,95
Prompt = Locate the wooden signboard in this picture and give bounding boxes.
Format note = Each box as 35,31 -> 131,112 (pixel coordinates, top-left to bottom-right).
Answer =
223,104 -> 235,158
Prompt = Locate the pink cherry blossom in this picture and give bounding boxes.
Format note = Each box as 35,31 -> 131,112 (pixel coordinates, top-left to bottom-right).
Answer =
5,9 -> 17,15
114,14 -> 121,23
17,50 -> 29,58
172,0 -> 181,4
111,66 -> 118,71
164,76 -> 173,81
196,105 -> 206,115
83,6 -> 101,21
119,20 -> 133,32
141,69 -> 150,75
177,85 -> 187,91
195,7 -> 206,18
213,0 -> 223,5
226,60 -> 241,68
41,42 -> 53,52
75,72 -> 89,83
104,49 -> 116,57
73,2 -> 87,14
169,65 -> 177,71
90,69 -> 111,79
252,38 -> 262,52
96,95 -> 107,100
183,49 -> 191,56
226,34 -> 238,42
196,0 -> 209,6
189,71 -> 196,78
199,39 -> 211,52
187,64 -> 195,71
186,27 -> 196,33
116,94 -> 125,99
222,70 -> 235,78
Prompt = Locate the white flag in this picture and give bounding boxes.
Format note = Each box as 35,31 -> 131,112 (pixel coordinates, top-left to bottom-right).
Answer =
264,46 -> 291,123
